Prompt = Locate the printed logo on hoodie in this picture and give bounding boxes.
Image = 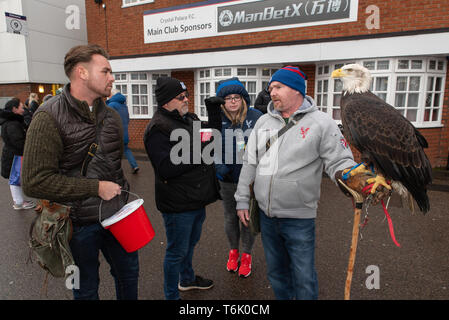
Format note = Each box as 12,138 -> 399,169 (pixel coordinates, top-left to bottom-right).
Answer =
340,137 -> 349,149
300,126 -> 310,139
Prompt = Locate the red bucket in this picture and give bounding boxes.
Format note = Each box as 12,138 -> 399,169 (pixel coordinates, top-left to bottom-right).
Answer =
101,197 -> 155,252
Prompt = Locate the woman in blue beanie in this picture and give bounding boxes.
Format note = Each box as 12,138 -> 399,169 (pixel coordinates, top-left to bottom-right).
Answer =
214,77 -> 262,278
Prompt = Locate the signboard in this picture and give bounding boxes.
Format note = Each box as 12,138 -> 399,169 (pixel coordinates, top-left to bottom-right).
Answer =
5,12 -> 28,36
144,0 -> 358,44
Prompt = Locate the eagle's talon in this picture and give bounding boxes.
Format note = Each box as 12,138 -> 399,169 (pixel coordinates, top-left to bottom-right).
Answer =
366,175 -> 392,194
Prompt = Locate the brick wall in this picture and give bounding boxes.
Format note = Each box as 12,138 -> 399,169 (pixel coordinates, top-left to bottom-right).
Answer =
128,119 -> 150,150
0,83 -> 58,104
0,83 -> 32,103
86,0 -> 449,57
85,0 -> 449,168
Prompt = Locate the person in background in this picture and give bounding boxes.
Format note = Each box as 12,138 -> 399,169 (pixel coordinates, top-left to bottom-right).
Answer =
144,76 -> 221,300
213,77 -> 262,278
28,93 -> 40,113
254,87 -> 271,114
107,88 -> 139,174
23,93 -> 39,127
0,98 -> 35,210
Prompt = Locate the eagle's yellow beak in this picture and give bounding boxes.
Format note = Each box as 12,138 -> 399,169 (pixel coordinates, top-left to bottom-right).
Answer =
331,69 -> 345,78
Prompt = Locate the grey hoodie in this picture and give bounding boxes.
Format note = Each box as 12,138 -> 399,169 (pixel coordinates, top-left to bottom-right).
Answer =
235,96 -> 355,219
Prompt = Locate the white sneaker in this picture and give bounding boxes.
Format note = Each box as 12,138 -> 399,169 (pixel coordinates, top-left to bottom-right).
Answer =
13,201 -> 36,210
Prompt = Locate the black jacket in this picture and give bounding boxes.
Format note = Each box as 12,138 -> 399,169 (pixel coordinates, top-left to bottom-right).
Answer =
254,89 -> 271,114
0,109 -> 26,179
144,106 -> 221,213
23,100 -> 39,128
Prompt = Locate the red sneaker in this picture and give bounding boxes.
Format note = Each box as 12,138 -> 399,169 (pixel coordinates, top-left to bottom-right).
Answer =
238,253 -> 252,278
226,249 -> 239,272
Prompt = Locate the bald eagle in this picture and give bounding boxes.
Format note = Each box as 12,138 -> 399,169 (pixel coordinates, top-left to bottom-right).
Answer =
331,64 -> 432,214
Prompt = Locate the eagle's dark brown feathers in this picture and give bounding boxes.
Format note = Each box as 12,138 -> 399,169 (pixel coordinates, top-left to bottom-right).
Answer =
333,64 -> 432,213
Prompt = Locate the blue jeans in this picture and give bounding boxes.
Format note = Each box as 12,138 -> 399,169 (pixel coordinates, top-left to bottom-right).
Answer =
259,211 -> 318,300
162,208 -> 206,300
69,223 -> 139,300
124,143 -> 138,169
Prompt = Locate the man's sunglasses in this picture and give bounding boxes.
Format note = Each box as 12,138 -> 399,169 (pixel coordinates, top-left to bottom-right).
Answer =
174,92 -> 189,101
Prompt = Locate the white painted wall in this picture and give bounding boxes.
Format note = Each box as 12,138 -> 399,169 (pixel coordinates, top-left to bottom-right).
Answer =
0,0 -> 28,82
0,0 -> 87,84
110,32 -> 449,72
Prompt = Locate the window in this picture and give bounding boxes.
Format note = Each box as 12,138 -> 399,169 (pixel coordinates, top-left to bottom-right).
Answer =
396,59 -> 424,72
395,76 -> 421,121
113,71 -> 169,118
315,64 -> 331,113
330,62 -> 354,120
198,69 -> 213,118
131,83 -> 149,116
241,80 -> 257,105
199,82 -> 212,117
370,76 -> 389,101
316,79 -> 329,113
114,73 -> 128,101
316,57 -> 446,127
262,68 -> 278,77
424,75 -> 444,123
114,83 -> 128,99
214,68 -> 232,77
122,0 -> 154,8
428,59 -> 445,72
363,60 -> 390,71
317,65 -> 330,76
195,66 -> 281,120
151,73 -> 169,115
332,78 -> 343,120
114,73 -> 127,81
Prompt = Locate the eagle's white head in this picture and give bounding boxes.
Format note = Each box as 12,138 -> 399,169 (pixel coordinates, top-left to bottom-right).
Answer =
331,63 -> 372,94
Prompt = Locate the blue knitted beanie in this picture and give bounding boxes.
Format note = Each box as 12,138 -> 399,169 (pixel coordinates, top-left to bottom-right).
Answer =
216,77 -> 251,106
268,66 -> 307,97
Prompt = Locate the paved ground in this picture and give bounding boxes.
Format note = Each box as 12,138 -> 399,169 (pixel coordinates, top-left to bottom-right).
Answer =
0,151 -> 448,300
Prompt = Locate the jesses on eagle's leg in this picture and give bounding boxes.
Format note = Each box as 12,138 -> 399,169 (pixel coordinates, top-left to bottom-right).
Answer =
342,163 -> 392,194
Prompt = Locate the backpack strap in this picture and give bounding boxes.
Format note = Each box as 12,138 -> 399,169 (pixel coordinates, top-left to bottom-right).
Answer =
257,112 -> 306,159
80,142 -> 98,177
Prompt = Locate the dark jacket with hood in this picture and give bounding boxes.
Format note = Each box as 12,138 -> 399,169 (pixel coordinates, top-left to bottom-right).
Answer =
0,109 -> 26,179
254,89 -> 271,114
106,93 -> 130,144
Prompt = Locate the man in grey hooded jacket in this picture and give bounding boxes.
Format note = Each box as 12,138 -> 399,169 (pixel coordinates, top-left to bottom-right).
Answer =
235,66 -> 356,300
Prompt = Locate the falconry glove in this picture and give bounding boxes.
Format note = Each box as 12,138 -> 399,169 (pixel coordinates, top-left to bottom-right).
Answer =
336,166 -> 392,205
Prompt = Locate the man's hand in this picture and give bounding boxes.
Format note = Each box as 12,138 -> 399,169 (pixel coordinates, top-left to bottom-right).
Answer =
98,181 -> 121,201
237,209 -> 250,227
